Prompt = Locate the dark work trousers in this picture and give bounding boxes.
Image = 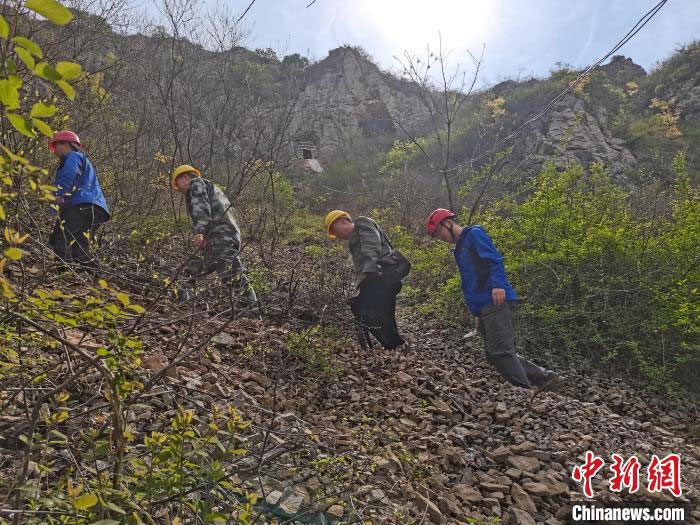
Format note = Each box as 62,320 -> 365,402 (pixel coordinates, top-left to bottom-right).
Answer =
184,239 -> 257,306
478,301 -> 549,389
49,204 -> 108,268
349,273 -> 404,350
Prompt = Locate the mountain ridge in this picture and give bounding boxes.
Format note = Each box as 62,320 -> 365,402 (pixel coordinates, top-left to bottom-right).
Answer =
42,13 -> 699,186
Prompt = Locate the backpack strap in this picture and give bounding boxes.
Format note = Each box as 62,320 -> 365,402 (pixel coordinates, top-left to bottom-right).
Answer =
368,218 -> 394,253
202,177 -> 216,203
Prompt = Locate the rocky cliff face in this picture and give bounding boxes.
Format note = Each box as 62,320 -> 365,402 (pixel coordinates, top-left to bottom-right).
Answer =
67,14 -> 696,183
642,46 -> 700,127
521,95 -> 638,182
294,47 -> 431,153
598,55 -> 646,88
296,49 -> 648,180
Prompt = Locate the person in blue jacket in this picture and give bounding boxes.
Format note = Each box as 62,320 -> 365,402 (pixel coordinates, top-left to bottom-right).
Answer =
47,131 -> 109,269
426,208 -> 561,391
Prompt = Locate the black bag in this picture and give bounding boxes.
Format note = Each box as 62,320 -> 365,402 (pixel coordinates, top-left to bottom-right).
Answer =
367,218 -> 411,281
374,222 -> 411,281
378,250 -> 411,280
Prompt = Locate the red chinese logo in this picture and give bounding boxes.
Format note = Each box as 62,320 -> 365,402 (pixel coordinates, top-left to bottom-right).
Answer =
572,451 -> 606,498
572,452 -> 683,498
647,453 -> 682,497
609,454 -> 640,494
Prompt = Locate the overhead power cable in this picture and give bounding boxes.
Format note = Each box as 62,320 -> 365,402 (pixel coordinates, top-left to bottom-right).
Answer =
467,0 -> 669,165
236,0 -> 258,23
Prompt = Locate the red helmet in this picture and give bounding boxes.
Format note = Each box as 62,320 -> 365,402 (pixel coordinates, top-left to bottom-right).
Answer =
426,208 -> 456,236
48,130 -> 82,152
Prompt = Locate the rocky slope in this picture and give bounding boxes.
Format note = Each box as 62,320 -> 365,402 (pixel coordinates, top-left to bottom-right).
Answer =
3,268 -> 697,524
517,93 -> 638,182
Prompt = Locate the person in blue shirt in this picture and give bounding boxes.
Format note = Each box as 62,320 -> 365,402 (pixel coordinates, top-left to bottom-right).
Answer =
47,131 -> 109,270
426,208 -> 561,391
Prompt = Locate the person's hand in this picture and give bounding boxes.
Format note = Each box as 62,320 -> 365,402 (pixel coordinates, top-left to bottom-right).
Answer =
492,288 -> 506,306
191,233 -> 205,248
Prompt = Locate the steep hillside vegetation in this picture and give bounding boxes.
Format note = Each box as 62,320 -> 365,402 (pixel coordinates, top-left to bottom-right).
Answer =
30,8 -> 700,201
0,2 -> 698,524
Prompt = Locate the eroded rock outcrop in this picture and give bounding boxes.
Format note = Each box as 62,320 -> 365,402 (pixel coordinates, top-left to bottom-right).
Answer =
294,46 -> 430,152
522,95 -> 637,182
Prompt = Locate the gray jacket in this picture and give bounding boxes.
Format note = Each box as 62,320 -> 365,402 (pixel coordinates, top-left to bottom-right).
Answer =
348,216 -> 392,273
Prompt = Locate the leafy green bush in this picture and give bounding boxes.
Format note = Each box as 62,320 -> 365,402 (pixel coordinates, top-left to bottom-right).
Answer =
641,41 -> 699,97
18,405 -> 256,524
0,0 -> 84,296
408,157 -> 698,394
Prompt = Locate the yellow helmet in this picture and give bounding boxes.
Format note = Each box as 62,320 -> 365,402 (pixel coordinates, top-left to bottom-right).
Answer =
324,210 -> 351,239
171,164 -> 201,189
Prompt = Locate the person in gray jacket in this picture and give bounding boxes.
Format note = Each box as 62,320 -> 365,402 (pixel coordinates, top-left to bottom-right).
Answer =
324,210 -> 407,349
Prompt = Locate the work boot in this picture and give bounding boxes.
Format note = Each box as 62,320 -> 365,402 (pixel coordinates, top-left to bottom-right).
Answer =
536,372 -> 563,393
229,284 -> 260,318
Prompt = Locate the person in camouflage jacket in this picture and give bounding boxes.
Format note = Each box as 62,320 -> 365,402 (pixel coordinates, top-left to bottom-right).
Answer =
171,165 -> 257,309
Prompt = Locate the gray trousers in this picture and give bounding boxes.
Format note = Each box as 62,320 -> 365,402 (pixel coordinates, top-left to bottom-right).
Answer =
478,302 -> 548,389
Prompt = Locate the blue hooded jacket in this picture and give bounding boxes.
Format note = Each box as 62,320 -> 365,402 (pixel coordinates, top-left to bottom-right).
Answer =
453,226 -> 518,316
53,151 -> 109,217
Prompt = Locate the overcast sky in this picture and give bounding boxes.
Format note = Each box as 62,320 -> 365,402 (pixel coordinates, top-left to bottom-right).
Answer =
142,0 -> 698,86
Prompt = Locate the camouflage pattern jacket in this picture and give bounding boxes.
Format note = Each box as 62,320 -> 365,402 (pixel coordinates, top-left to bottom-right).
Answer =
347,216 -> 392,274
186,177 -> 241,244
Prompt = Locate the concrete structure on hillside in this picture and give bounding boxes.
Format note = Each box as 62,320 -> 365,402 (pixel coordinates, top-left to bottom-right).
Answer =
294,141 -> 323,173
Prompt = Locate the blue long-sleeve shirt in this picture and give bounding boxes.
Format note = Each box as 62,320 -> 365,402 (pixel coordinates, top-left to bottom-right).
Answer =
53,151 -> 109,216
453,226 -> 518,316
